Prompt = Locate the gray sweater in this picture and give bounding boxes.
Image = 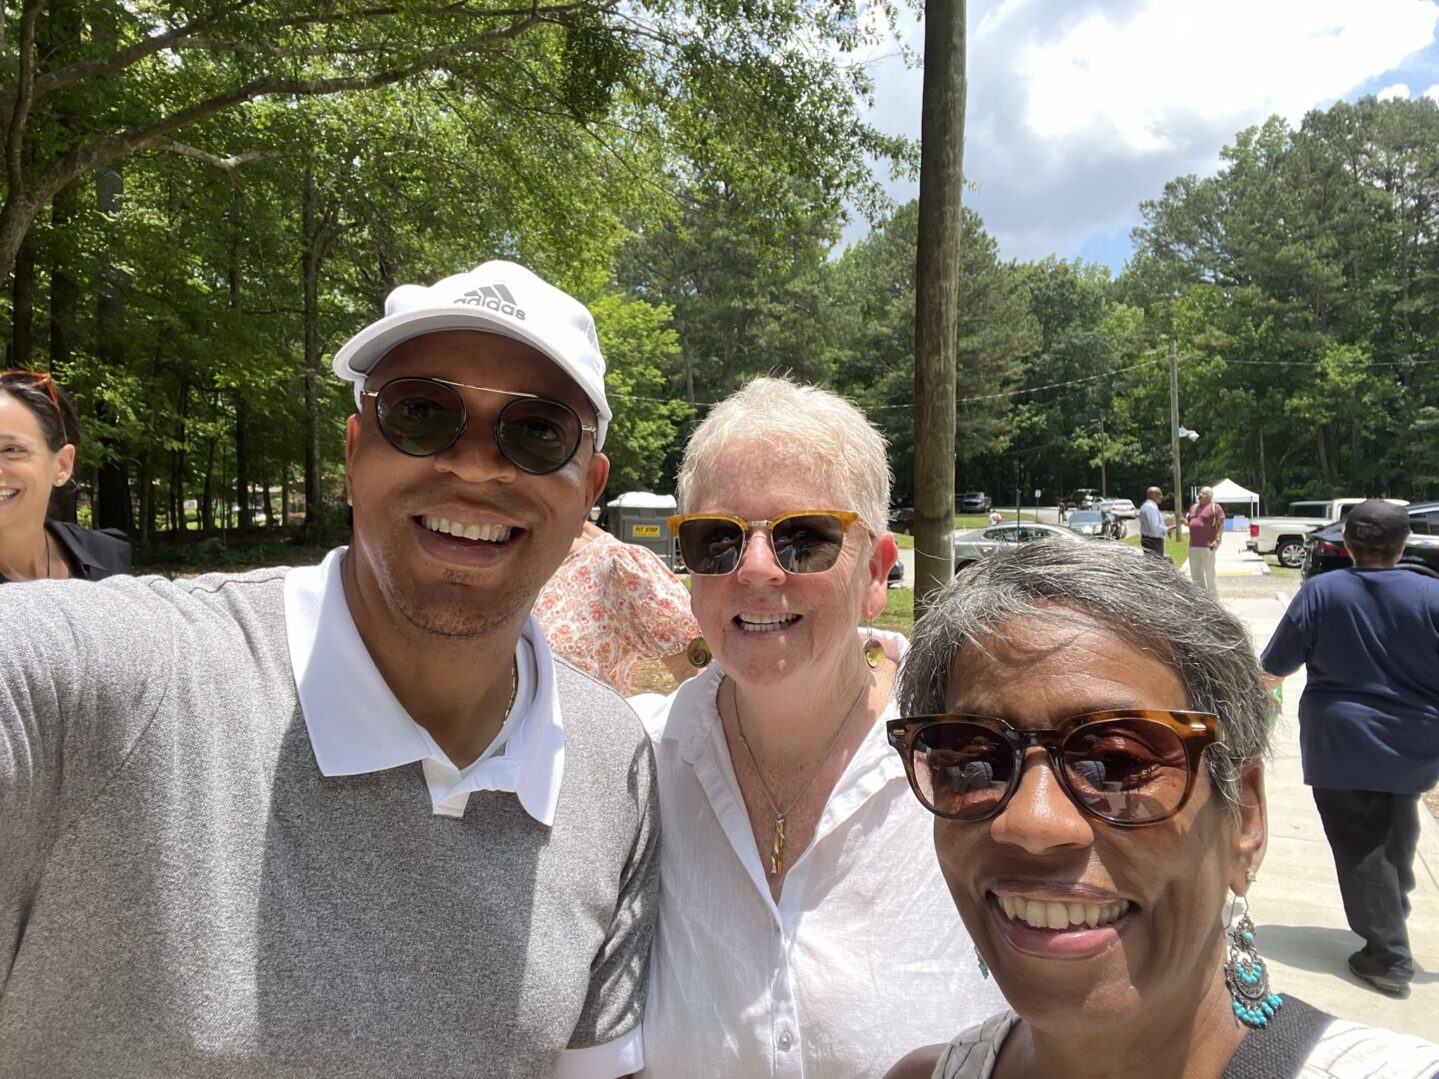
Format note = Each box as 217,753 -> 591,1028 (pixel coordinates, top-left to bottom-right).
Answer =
0,568 -> 658,1077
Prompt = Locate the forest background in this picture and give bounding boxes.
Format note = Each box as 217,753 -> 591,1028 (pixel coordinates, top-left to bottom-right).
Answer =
4,1 -> 1438,553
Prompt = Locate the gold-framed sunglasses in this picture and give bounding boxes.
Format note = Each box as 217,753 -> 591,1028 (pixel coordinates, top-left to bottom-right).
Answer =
886,709 -> 1221,827
666,510 -> 862,576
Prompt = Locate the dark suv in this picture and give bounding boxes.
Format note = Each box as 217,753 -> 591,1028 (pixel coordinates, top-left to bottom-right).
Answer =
888,506 -> 915,534
1301,502 -> 1439,579
1065,488 -> 1101,511
958,491 -> 992,514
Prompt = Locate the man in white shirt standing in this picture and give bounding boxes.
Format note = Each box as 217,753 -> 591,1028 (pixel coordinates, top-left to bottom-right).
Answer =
0,262 -> 658,1078
1138,485 -> 1169,557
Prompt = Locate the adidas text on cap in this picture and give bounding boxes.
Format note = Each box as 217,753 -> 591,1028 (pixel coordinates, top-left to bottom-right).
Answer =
332,260 -> 611,450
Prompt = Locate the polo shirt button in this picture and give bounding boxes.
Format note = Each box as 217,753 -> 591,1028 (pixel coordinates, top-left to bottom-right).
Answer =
778,1031 -> 793,1051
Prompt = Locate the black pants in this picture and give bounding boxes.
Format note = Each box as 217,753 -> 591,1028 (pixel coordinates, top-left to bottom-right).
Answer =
1141,535 -> 1166,556
1311,786 -> 1420,980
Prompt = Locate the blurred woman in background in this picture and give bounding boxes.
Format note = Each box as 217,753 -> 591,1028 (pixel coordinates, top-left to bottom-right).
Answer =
0,370 -> 130,583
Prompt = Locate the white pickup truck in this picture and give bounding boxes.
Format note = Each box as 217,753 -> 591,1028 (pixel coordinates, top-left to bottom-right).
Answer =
1246,498 -> 1408,568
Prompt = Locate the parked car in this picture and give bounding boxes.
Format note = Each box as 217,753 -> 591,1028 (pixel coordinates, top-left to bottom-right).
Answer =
958,491 -> 993,514
1246,497 -> 1408,568
1066,509 -> 1122,539
1064,488 -> 1102,511
1106,497 -> 1138,519
888,506 -> 914,534
887,557 -> 905,588
1301,502 -> 1439,580
953,522 -> 1083,569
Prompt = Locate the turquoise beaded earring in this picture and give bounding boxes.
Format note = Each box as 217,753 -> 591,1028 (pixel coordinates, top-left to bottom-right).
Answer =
1223,893 -> 1283,1028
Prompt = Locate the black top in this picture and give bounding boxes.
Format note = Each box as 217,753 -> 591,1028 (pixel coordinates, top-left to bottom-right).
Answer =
0,521 -> 132,583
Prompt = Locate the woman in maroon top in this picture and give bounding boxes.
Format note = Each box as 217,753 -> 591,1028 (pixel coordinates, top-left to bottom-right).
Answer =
1185,486 -> 1225,596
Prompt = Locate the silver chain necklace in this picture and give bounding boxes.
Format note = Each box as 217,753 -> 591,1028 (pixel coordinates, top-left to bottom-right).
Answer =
730,674 -> 870,876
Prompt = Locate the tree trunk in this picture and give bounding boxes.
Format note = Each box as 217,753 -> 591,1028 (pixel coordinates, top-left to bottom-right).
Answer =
173,379 -> 190,531
47,182 -> 79,523
263,466 -> 277,528
229,208 -> 252,530
94,162 -> 134,532
136,445 -> 153,545
912,0 -> 966,614
1257,423 -> 1266,515
9,232 -> 34,367
201,435 -> 216,532
301,166 -> 330,530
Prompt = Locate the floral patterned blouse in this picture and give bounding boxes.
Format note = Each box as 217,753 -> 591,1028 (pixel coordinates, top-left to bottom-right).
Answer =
534,530 -> 701,696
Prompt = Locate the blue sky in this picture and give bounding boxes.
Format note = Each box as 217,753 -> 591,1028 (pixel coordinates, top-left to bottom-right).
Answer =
844,0 -> 1439,272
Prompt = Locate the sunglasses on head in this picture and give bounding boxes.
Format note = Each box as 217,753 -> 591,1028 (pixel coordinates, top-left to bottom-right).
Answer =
886,709 -> 1220,827
361,376 -> 596,475
0,369 -> 63,413
666,510 -> 861,576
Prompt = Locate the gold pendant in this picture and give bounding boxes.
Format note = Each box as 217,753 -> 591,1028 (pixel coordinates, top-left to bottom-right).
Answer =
770,815 -> 786,875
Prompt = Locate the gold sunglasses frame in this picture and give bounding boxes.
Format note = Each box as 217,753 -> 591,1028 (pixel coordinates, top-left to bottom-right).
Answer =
665,509 -> 862,576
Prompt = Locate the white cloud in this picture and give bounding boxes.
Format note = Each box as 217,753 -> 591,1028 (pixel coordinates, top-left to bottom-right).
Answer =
849,0 -> 1439,264
1425,84 -> 1439,103
1376,83 -> 1411,101
1019,1 -> 1438,153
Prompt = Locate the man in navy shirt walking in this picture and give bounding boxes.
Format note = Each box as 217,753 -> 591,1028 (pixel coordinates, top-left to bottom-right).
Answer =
1261,500 -> 1439,1000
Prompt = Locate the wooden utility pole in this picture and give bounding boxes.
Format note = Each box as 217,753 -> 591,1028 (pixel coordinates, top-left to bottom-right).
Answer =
912,0 -> 966,614
1099,413 -> 1107,497
1169,339 -> 1184,542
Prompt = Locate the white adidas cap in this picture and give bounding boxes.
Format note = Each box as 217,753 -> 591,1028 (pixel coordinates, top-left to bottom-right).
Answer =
332,260 -> 611,450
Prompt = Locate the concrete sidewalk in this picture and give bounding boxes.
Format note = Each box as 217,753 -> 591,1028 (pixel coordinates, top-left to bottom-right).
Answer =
1221,586 -> 1438,1040
1215,527 -> 1271,577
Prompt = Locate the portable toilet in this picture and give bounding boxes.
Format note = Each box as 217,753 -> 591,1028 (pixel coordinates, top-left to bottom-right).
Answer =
607,492 -> 680,571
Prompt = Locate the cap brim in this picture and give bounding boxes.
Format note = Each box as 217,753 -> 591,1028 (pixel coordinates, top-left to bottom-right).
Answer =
332,307 -> 612,430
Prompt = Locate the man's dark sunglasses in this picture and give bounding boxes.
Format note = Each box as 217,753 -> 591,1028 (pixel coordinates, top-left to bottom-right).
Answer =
361,377 -> 596,475
886,709 -> 1220,827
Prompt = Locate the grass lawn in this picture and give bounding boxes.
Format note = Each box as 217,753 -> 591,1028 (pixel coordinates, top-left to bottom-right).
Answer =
877,586 -> 914,635
1119,532 -> 1189,568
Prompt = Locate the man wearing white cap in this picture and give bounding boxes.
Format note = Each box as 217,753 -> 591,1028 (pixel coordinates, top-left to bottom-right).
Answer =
0,262 -> 658,1077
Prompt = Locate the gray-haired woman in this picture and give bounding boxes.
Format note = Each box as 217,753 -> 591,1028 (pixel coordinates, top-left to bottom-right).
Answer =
638,376 -> 1004,1077
884,542 -> 1438,1079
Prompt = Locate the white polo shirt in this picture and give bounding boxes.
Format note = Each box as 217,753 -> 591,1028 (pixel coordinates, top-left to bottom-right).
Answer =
282,548 -> 642,1077
284,548 -> 563,821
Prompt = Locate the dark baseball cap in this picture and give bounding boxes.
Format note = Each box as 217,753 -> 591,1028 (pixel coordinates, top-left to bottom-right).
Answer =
1343,500 -> 1410,547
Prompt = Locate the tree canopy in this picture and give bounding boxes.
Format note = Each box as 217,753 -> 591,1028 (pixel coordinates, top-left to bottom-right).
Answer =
3,37 -> 1433,544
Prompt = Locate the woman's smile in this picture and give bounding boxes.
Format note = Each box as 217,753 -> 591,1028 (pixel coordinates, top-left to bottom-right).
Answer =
734,611 -> 801,632
987,890 -> 1137,960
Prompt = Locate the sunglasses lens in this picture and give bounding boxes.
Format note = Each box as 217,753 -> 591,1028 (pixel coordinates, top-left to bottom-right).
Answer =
771,513 -> 848,574
496,398 -> 582,475
909,722 -> 1015,820
676,518 -> 744,575
375,379 -> 464,456
1061,718 -> 1191,823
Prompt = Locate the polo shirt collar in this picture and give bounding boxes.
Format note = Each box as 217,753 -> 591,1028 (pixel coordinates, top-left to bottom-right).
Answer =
283,547 -> 565,825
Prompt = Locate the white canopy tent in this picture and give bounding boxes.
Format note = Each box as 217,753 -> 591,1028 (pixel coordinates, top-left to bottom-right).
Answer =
1206,478 -> 1260,518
